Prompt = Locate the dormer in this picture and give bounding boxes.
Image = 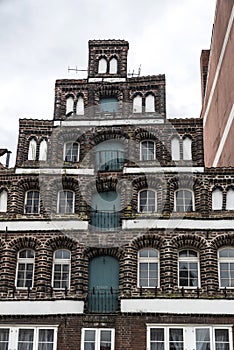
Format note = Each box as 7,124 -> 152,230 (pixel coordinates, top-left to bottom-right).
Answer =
88,39 -> 129,82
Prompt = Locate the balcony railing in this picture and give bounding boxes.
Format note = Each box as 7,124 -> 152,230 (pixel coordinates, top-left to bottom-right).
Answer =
90,210 -> 121,231
88,288 -> 119,313
95,150 -> 125,171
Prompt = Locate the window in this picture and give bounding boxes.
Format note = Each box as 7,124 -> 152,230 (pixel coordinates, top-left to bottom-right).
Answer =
147,326 -> 232,350
25,190 -> 40,214
52,249 -> 71,289
182,137 -> 192,160
140,141 -> 156,161
175,189 -> 194,212
218,247 -> 234,288
226,188 -> 234,210
66,96 -> 74,114
138,248 -> 159,287
133,95 -> 142,113
212,188 -> 223,210
98,58 -> 107,74
109,57 -> 118,74
171,137 -> 180,161
39,139 -> 47,161
81,328 -> 115,350
0,327 -> 57,350
0,189 -> 7,212
28,139 -> 37,160
95,140 -> 124,171
99,97 -> 118,113
145,94 -> 155,113
16,249 -> 35,288
178,249 -> 199,287
57,190 -> 75,214
76,96 -> 84,115
64,142 -> 79,162
138,190 -> 157,213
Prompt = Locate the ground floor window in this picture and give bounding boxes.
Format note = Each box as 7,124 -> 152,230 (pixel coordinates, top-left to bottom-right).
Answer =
0,326 -> 57,350
81,328 -> 115,350
147,325 -> 232,350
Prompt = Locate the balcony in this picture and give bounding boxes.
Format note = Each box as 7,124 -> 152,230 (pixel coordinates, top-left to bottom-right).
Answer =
90,210 -> 121,231
87,288 -> 119,313
95,150 -> 125,171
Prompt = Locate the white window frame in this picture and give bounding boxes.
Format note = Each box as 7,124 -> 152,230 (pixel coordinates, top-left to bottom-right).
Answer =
52,249 -> 71,290
133,95 -> 142,113
138,189 -> 157,213
0,326 -> 57,350
63,142 -> 80,162
24,190 -> 40,214
0,189 -> 8,212
109,57 -> 118,74
145,94 -> 155,113
140,140 -> 156,161
76,96 -> 84,115
57,190 -> 75,214
98,58 -> 107,74
218,247 -> 234,288
212,188 -> 223,210
138,248 -> 159,288
178,249 -> 200,288
147,325 -> 233,350
28,139 -> 37,161
66,96 -> 74,114
182,137 -> 192,160
174,189 -> 195,212
226,188 -> 234,210
81,328 -> 115,350
171,137 -> 180,161
15,249 -> 35,289
39,139 -> 48,161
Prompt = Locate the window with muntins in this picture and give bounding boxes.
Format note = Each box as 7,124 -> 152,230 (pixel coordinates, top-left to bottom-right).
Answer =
57,190 -> 74,214
175,189 -> 194,212
81,328 -> 115,350
138,190 -> 157,213
218,247 -> 234,288
52,249 -> 71,289
147,325 -> 232,350
178,249 -> 199,287
64,142 -> 79,162
25,190 -> 40,214
16,249 -> 35,288
140,141 -> 156,161
138,248 -> 159,287
0,327 -> 57,350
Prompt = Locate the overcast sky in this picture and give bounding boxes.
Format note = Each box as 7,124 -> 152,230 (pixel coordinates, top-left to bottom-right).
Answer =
0,0 -> 216,166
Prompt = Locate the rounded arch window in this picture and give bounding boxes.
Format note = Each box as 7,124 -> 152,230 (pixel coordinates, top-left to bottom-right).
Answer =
138,248 -> 159,287
174,189 -> 194,212
98,57 -> 107,74
178,249 -> 199,287
52,249 -> 71,289
16,249 -> 35,288
218,247 -> 234,288
109,57 -> 118,74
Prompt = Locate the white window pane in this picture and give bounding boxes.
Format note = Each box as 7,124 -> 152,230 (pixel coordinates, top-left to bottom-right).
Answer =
145,94 -> 155,112
212,188 -> 223,210
109,58 -> 118,74
133,96 -> 142,113
183,137 -> 192,160
28,139 -> 37,160
76,96 -> 84,115
171,138 -> 180,161
226,189 -> 234,210
66,96 -> 74,114
39,140 -> 47,161
98,58 -> 107,73
0,190 -> 7,212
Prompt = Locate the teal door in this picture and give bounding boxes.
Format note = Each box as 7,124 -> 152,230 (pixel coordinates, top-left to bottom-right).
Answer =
88,256 -> 119,312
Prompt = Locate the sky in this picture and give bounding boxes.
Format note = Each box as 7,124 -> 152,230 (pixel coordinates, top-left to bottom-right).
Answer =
0,0 -> 216,166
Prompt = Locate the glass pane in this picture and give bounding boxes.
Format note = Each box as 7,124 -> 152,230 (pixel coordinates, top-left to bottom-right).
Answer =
215,329 -> 229,342
39,330 -> 54,342
84,330 -> 95,342
151,329 -> 164,341
169,329 -> 183,341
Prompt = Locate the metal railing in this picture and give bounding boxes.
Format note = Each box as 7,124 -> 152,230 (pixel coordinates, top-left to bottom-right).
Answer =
90,210 -> 121,230
87,288 -> 119,313
95,150 -> 125,171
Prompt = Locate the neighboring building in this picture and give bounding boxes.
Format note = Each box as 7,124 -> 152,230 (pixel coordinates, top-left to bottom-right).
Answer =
0,39 -> 234,350
200,0 -> 234,167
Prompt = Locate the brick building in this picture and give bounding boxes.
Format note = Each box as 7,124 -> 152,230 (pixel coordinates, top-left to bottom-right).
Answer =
0,39 -> 234,350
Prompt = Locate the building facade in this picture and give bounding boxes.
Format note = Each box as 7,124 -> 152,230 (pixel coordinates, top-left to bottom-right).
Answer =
0,39 -> 234,350
200,0 -> 234,167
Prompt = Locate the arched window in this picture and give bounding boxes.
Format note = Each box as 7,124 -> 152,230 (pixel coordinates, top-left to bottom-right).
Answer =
138,189 -> 157,213
178,249 -> 199,287
218,247 -> 234,287
52,249 -> 71,289
98,58 -> 107,74
16,249 -> 35,288
212,188 -> 223,210
28,139 -> 37,161
66,96 -> 74,114
226,188 -> 234,210
182,137 -> 192,160
133,95 -> 142,113
175,189 -> 194,212
57,190 -> 75,214
25,190 -> 40,214
76,96 -> 84,115
0,189 -> 7,212
95,140 -> 124,171
64,142 -> 79,162
109,57 -> 118,74
39,139 -> 47,161
145,94 -> 155,113
140,141 -> 156,161
171,137 -> 180,161
138,248 -> 159,287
